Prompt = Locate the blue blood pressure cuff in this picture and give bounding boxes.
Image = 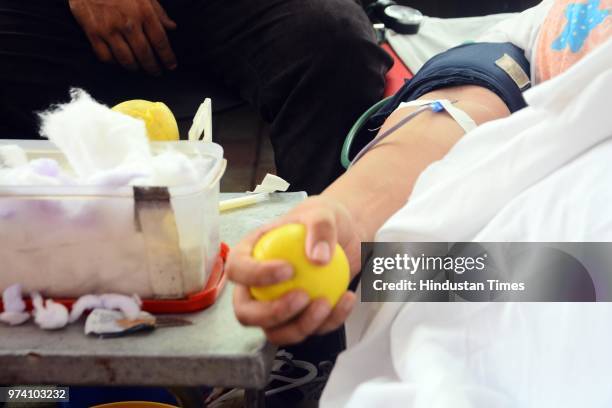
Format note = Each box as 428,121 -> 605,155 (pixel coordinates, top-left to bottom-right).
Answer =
357,42 -> 531,150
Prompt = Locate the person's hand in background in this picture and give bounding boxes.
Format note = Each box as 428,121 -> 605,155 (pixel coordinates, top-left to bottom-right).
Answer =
69,0 -> 177,76
226,196 -> 364,345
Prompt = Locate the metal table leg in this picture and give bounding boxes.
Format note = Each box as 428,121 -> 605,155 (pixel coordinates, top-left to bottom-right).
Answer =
167,386 -> 206,408
244,388 -> 265,408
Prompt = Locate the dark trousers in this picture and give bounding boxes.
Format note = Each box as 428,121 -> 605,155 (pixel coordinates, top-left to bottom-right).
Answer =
0,0 -> 391,194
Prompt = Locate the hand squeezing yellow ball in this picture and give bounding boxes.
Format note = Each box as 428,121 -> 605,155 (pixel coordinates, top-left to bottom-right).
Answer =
112,99 -> 179,141
250,224 -> 350,307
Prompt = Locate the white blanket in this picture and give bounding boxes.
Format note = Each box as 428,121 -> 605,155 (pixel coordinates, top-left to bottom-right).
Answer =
387,13 -> 515,73
321,38 -> 612,408
388,1 -> 554,82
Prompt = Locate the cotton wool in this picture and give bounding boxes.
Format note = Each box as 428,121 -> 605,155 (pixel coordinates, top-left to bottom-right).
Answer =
0,88 -> 214,188
39,89 -> 153,179
0,89 -> 223,301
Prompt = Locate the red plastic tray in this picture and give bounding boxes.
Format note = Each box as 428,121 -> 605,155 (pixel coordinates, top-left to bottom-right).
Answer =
382,42 -> 413,97
0,243 -> 229,315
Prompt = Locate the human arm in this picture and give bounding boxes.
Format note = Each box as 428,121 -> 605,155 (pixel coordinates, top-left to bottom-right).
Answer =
325,85 -> 510,244
227,85 -> 510,345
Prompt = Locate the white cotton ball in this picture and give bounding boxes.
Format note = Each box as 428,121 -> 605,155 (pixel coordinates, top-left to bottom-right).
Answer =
29,158 -> 61,178
86,165 -> 150,187
18,170 -> 62,185
69,294 -> 104,323
149,150 -> 199,186
32,293 -> 69,330
99,294 -> 142,320
0,145 -> 28,168
0,166 -> 61,186
38,89 -> 152,179
0,311 -> 30,326
2,284 -> 26,313
30,89 -> 210,188
0,285 -> 30,325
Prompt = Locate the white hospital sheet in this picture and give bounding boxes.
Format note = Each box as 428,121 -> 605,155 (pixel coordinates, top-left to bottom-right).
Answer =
387,13 -> 515,73
321,38 -> 612,408
387,0 -> 554,81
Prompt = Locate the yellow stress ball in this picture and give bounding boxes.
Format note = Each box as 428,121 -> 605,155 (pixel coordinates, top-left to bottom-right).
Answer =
112,99 -> 180,141
250,223 -> 350,307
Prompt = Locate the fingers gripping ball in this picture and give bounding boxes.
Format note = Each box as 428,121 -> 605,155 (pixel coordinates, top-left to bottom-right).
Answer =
112,100 -> 179,141
250,224 -> 350,307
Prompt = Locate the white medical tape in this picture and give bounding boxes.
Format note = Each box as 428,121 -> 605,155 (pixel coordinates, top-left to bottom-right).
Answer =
251,173 -> 290,193
219,174 -> 291,212
439,100 -> 478,133
398,99 -> 477,133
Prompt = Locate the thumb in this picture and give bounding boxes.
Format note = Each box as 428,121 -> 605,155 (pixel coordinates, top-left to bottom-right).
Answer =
304,215 -> 337,265
151,0 -> 177,30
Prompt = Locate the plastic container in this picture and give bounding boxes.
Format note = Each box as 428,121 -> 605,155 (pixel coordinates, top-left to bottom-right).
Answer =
0,140 -> 225,299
